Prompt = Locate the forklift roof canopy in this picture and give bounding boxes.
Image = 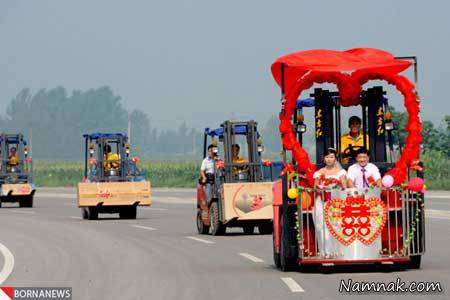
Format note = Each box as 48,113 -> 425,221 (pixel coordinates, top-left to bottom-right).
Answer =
271,48 -> 412,91
83,133 -> 127,140
205,126 -> 259,138
1,135 -> 27,144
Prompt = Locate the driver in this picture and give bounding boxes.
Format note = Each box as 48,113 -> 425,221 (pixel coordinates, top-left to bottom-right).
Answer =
232,144 -> 249,176
232,144 -> 247,164
340,116 -> 369,164
8,147 -> 19,167
103,144 -> 120,171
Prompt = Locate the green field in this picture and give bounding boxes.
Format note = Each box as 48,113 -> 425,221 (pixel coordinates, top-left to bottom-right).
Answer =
33,160 -> 200,188
33,151 -> 449,190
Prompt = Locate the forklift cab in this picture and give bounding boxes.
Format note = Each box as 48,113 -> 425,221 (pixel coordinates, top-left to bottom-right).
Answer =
0,134 -> 33,183
204,120 -> 263,184
83,133 -> 143,183
296,86 -> 399,174
203,120 -> 282,185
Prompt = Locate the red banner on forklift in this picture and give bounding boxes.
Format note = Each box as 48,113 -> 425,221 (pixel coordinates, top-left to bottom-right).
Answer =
271,48 -> 411,93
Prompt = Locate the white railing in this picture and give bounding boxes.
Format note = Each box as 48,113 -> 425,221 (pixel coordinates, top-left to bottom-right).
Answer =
297,187 -> 424,260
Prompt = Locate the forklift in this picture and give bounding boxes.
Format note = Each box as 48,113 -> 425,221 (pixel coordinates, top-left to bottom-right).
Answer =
0,133 -> 35,208
271,51 -> 425,271
77,133 -> 151,220
196,120 -> 282,235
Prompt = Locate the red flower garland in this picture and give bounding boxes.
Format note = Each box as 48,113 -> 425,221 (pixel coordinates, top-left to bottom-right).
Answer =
318,174 -> 340,187
279,69 -> 421,186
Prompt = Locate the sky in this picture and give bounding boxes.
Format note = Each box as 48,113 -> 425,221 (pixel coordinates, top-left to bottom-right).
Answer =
1,0 -> 449,129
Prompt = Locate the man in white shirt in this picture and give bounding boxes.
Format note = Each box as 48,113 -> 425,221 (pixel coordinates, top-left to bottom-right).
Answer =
347,148 -> 382,189
200,144 -> 217,203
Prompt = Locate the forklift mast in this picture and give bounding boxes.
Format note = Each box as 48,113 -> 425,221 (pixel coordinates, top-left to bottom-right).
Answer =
313,89 -> 336,165
222,120 -> 262,183
302,87 -> 390,167
364,86 -> 387,163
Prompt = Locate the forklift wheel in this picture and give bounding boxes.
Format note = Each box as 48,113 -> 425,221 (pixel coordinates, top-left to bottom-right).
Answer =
406,255 -> 422,269
243,225 -> 255,235
196,209 -> 209,234
280,216 -> 297,272
87,207 -> 99,220
120,206 -> 137,219
209,202 -> 225,235
258,222 -> 273,235
19,196 -> 33,208
81,208 -> 89,219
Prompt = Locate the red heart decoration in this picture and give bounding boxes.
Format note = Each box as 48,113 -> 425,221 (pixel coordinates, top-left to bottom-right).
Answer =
324,196 -> 387,246
272,50 -> 422,187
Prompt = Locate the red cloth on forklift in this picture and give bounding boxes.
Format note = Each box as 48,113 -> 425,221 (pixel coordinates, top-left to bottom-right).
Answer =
271,48 -> 411,92
271,48 -> 420,186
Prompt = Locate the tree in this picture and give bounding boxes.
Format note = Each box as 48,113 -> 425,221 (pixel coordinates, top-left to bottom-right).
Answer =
129,109 -> 151,157
2,87 -> 131,160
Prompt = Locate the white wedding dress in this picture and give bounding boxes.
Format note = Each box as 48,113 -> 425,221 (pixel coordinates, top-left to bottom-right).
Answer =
312,169 -> 346,257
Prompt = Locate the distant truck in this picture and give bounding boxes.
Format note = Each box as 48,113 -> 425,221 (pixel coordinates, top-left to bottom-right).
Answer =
0,133 -> 35,208
77,133 -> 151,220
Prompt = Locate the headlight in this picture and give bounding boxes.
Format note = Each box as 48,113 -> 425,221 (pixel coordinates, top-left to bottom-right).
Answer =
385,121 -> 394,131
296,123 -> 307,133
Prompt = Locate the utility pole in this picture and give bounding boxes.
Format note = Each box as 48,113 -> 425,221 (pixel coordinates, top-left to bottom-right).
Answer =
29,127 -> 33,156
192,132 -> 196,155
127,113 -> 131,145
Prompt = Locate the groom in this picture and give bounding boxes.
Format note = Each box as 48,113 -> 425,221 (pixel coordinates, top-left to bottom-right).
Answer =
347,148 -> 382,188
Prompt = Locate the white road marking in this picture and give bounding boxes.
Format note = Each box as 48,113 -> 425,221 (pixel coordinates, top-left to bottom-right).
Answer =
63,203 -> 77,206
0,242 -> 15,284
69,216 -> 82,220
426,216 -> 450,220
281,277 -> 305,293
140,207 -> 168,211
186,236 -> 215,244
239,253 -> 264,263
427,195 -> 450,199
131,225 -> 157,231
9,210 -> 35,214
430,202 -> 450,207
426,209 -> 450,220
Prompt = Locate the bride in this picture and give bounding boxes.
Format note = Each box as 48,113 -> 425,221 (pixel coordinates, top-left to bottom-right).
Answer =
313,148 -> 347,258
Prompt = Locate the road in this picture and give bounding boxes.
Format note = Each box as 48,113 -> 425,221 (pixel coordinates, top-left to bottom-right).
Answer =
0,188 -> 449,300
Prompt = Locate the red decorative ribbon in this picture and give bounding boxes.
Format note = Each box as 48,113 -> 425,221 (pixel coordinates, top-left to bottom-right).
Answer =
279,70 -> 421,186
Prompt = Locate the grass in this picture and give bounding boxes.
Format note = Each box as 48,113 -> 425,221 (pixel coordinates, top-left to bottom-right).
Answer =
31,153 -> 449,190
33,160 -> 200,188
421,150 -> 450,190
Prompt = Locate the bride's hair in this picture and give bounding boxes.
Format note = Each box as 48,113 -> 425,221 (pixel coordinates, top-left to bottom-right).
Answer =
323,147 -> 337,157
